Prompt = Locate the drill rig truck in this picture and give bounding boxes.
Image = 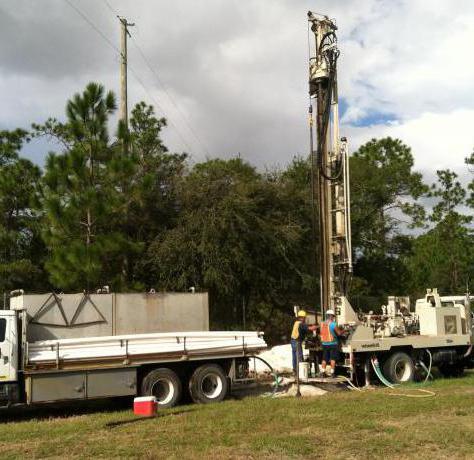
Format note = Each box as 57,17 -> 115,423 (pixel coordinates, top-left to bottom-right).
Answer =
307,11 -> 473,385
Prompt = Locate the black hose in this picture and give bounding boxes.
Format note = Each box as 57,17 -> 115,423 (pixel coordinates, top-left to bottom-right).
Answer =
249,355 -> 274,372
248,355 -> 281,395
318,31 -> 337,55
317,60 -> 344,182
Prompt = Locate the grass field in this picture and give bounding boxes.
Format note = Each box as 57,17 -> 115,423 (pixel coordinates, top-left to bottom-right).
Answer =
1,373 -> 473,459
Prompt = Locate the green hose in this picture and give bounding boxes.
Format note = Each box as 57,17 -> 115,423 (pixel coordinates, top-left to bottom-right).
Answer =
371,357 -> 397,389
419,349 -> 433,384
370,355 -> 435,398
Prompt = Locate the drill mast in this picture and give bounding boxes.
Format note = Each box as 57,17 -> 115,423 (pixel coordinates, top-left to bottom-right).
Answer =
308,12 -> 352,315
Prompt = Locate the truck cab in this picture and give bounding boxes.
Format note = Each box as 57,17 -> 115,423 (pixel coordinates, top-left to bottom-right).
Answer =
0,310 -> 18,383
415,289 -> 472,337
0,309 -> 20,405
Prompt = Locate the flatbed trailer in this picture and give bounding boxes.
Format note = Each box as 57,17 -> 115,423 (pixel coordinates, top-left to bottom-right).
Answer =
0,295 -> 267,409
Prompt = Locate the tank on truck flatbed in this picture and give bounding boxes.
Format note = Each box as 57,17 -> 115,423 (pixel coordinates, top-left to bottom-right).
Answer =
11,292 -> 209,342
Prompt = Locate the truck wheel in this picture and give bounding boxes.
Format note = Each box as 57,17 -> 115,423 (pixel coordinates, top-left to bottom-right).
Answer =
383,352 -> 415,384
438,363 -> 464,378
141,368 -> 182,409
189,364 -> 228,404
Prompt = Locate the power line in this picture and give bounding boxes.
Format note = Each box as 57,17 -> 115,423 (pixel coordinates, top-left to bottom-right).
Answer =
100,0 -> 210,156
100,0 -> 198,154
102,0 -> 116,15
128,66 -> 194,153
65,0 -> 119,54
63,0 -> 195,154
130,37 -> 211,157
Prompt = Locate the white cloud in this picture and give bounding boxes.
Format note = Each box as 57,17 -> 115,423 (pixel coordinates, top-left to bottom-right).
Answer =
338,0 -> 474,122
345,109 -> 474,183
0,0 -> 473,175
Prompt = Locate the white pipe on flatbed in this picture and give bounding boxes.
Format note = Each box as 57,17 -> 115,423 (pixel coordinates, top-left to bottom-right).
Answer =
27,331 -> 267,365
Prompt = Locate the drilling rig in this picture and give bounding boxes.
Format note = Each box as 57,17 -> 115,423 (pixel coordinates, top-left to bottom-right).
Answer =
307,12 -> 353,318
304,11 -> 472,384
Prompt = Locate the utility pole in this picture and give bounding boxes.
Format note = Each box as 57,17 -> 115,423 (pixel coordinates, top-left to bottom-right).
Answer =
118,16 -> 135,135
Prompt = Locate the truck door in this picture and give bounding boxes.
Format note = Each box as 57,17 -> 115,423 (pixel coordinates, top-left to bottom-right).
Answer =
0,311 -> 18,382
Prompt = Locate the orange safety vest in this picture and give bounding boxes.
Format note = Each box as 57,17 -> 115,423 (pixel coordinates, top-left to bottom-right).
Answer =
320,320 -> 336,343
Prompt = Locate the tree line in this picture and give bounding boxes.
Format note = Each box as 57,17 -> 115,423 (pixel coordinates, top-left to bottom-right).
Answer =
1,82 -> 473,341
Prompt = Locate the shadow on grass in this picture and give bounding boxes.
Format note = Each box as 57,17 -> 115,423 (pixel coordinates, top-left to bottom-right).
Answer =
0,398 -> 199,425
0,397 -> 134,423
105,408 -> 196,429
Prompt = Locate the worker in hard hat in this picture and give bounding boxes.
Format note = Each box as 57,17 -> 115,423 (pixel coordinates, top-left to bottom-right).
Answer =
319,309 -> 343,378
290,309 -> 317,374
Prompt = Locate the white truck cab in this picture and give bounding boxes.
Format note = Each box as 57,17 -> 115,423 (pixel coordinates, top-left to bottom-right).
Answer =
0,310 -> 18,383
415,289 -> 472,336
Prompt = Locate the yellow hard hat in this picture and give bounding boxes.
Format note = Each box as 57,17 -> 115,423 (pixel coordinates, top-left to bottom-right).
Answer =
297,310 -> 307,318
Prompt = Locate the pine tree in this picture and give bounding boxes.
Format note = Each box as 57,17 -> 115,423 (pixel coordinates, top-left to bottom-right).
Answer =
126,102 -> 187,284
36,83 -> 138,291
107,101 -> 188,289
409,169 -> 473,294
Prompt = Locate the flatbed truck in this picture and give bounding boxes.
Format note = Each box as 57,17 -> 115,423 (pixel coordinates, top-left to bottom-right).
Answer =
0,292 -> 266,409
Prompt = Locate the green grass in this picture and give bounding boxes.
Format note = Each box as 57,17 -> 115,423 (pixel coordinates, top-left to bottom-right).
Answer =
1,373 -> 474,459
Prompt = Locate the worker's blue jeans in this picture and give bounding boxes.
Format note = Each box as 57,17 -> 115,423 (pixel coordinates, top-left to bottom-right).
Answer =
291,339 -> 303,372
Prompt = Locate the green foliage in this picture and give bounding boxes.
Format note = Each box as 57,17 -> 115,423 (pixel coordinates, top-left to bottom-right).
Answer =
37,82 -> 139,290
349,137 -> 429,307
127,102 -> 187,248
464,149 -> 474,207
0,129 -> 29,164
351,137 -> 428,254
115,101 -> 188,290
408,169 -> 474,294
4,82 -> 474,339
429,169 -> 468,223
143,156 -> 315,341
32,86 -> 189,292
0,130 -> 45,292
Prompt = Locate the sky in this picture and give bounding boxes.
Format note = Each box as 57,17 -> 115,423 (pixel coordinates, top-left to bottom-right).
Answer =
1,0 -> 474,184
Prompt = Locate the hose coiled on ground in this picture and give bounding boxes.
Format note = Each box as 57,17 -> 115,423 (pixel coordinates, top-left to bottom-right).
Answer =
370,355 -> 435,398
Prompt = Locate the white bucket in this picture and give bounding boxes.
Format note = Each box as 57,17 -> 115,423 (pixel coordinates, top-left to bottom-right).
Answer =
298,362 -> 310,381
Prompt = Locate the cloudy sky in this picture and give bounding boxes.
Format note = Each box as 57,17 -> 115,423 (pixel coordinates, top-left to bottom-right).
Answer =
1,0 -> 474,182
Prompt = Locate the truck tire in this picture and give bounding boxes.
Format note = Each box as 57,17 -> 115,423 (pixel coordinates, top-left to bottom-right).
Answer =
438,363 -> 464,378
189,364 -> 228,404
141,368 -> 182,409
383,352 -> 415,384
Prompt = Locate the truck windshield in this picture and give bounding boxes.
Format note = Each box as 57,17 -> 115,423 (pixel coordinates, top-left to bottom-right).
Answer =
441,300 -> 465,307
0,318 -> 5,342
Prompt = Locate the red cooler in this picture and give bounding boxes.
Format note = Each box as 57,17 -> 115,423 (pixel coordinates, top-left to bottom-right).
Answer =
133,396 -> 157,417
